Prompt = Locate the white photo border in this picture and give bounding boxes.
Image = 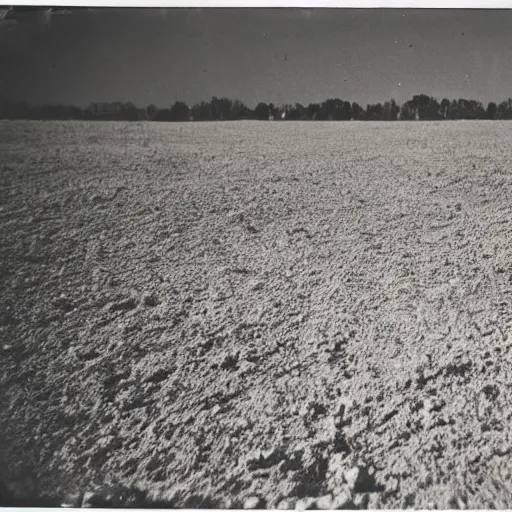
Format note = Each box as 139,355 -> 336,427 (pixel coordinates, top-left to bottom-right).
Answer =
2,0 -> 512,8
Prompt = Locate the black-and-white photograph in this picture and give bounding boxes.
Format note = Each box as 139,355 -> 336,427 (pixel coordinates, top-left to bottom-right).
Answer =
2,5 -> 512,509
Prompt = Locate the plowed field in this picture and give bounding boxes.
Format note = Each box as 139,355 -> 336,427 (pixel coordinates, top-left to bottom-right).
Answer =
2,120 -> 512,508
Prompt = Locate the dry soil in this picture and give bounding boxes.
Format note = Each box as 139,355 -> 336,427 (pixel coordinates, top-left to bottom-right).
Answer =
1,120 -> 512,508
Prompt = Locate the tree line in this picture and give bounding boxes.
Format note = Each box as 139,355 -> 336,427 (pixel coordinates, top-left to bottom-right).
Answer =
2,94 -> 512,121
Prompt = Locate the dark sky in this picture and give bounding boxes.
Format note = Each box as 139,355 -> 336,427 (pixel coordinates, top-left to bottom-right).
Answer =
1,8 -> 511,108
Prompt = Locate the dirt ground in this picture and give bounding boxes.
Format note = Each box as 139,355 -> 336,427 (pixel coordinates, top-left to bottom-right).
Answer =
1,120 -> 512,508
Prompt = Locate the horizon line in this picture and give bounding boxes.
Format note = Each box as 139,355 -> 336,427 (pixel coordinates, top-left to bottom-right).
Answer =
3,95 -> 510,110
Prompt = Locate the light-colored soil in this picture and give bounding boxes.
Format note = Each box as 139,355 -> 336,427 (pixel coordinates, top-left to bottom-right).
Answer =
1,120 -> 512,508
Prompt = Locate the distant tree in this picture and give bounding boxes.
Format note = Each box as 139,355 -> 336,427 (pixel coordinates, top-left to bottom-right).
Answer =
448,99 -> 459,120
319,98 -> 351,121
3,94 -> 510,123
411,94 -> 428,120
83,104 -> 95,120
111,102 -> 125,120
231,99 -> 250,119
341,101 -> 352,120
209,96 -> 224,120
146,104 -> 158,121
254,102 -> 270,120
486,102 -> 497,120
221,97 -> 235,120
450,98 -> 484,120
69,105 -> 84,119
365,103 -> 384,121
306,103 -> 317,120
307,103 -> 327,120
495,99 -> 512,120
410,94 -> 440,120
268,103 -> 277,120
397,95 -> 487,121
458,99 -> 468,119
351,102 -> 362,120
169,101 -> 190,121
383,99 -> 400,121
210,97 -> 233,120
209,97 -> 219,120
440,98 -> 450,119
466,100 -> 485,120
154,108 -> 173,122
399,100 -> 417,120
293,103 -> 307,120
273,105 -> 287,120
122,102 -> 141,121
322,98 -> 344,120
280,104 -> 293,120
191,101 -> 211,121
282,103 -> 306,120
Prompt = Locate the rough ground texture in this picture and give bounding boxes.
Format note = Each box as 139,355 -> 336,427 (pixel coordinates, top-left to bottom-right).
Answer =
1,120 -> 512,509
